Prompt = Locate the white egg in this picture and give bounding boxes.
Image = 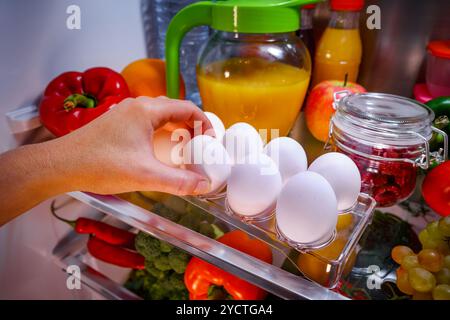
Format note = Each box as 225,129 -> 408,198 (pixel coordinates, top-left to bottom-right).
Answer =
308,152 -> 361,211
276,171 -> 338,244
223,122 -> 264,164
204,111 -> 226,142
227,153 -> 282,217
264,137 -> 308,182
153,128 -> 188,167
183,135 -> 231,193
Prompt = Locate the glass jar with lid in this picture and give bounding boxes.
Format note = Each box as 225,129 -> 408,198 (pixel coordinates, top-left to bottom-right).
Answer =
326,92 -> 448,207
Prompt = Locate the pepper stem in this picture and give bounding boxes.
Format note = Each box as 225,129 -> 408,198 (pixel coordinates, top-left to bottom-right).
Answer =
63,93 -> 96,111
50,200 -> 77,228
207,285 -> 233,300
434,115 -> 449,130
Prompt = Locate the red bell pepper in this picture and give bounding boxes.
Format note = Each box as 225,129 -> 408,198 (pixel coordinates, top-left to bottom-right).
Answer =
184,230 -> 273,300
39,67 -> 130,136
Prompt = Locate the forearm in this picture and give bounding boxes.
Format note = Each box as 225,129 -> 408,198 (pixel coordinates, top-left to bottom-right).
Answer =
0,140 -> 73,226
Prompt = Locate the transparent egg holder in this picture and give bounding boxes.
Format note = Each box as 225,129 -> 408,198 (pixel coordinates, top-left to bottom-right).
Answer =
187,187 -> 377,289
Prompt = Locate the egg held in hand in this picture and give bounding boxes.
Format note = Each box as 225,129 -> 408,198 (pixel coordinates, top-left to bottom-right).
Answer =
276,171 -> 338,244
227,154 -> 282,217
223,122 -> 264,164
264,137 -> 308,182
308,152 -> 361,211
153,127 -> 189,167
183,135 -> 231,194
204,111 -> 226,142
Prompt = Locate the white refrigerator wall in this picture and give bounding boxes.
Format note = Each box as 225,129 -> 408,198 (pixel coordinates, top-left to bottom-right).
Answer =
0,0 -> 146,298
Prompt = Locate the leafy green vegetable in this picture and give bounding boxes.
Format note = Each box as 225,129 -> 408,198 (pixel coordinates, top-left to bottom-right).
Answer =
159,240 -> 174,253
135,232 -> 161,260
126,198 -> 225,300
153,255 -> 172,272
152,202 -> 180,222
198,222 -> 215,238
168,248 -> 190,274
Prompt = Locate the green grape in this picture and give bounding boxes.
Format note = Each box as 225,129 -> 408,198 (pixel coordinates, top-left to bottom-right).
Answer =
401,254 -> 420,270
426,221 -> 444,240
444,255 -> 450,269
396,268 -> 414,295
435,268 -> 450,285
438,217 -> 450,237
432,284 -> 450,300
391,245 -> 414,264
419,229 -> 442,250
408,267 -> 436,293
436,241 -> 450,255
418,249 -> 444,272
418,229 -> 428,246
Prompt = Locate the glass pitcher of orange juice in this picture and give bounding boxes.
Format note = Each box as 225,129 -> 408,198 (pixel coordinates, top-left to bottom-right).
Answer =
197,32 -> 310,137
165,0 -> 316,138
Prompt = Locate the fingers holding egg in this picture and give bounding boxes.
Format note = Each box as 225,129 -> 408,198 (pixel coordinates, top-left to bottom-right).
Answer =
204,112 -> 226,142
153,127 -> 189,167
183,135 -> 231,194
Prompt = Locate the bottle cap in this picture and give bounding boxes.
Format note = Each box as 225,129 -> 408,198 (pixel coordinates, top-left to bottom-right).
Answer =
303,4 -> 316,9
427,40 -> 450,59
330,0 -> 364,11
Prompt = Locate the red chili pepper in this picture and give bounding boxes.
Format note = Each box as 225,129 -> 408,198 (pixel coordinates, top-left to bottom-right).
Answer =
51,201 -> 136,249
39,67 -> 130,136
87,236 -> 145,270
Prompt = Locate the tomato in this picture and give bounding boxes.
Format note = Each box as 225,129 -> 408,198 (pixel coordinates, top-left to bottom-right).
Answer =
422,161 -> 450,217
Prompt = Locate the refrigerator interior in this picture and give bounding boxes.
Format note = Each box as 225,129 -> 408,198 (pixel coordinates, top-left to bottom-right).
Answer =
0,0 -> 448,300
0,0 -> 146,299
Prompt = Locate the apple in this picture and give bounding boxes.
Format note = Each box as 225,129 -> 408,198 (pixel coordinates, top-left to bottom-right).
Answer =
305,80 -> 366,142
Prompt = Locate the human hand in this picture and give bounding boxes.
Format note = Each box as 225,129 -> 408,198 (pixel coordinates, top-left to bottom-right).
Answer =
53,96 -> 213,195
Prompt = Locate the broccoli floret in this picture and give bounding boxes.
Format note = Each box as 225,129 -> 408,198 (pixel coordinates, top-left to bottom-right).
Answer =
145,260 -> 167,279
148,282 -> 166,300
169,272 -> 187,291
178,213 -> 200,231
159,240 -> 173,253
168,249 -> 190,274
135,232 -> 161,260
153,203 -> 180,222
185,204 -> 206,222
198,222 -> 214,238
154,255 -> 172,271
169,289 -> 189,300
124,274 -> 144,292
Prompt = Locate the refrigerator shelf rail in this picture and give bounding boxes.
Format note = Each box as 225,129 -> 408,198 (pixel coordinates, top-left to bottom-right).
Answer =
68,191 -> 347,300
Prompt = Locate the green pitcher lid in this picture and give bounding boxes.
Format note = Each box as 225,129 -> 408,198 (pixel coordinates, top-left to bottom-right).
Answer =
206,0 -> 321,33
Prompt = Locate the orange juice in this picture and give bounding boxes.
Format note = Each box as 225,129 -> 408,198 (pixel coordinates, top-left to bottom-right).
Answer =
197,57 -> 310,137
312,28 -> 362,87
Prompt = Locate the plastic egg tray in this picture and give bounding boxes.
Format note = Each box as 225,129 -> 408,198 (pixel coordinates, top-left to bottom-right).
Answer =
184,191 -> 376,288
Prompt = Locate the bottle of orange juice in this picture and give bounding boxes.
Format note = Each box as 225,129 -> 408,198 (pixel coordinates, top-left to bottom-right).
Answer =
312,0 -> 363,87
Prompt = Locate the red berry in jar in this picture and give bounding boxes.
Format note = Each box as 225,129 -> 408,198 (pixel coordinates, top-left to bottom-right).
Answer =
337,146 -> 418,207
329,92 -> 439,208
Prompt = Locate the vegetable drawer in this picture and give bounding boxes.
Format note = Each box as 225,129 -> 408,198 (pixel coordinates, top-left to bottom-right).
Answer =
53,191 -> 353,300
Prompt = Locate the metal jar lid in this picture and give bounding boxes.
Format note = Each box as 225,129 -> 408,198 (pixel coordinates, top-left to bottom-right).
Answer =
332,92 -> 434,145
